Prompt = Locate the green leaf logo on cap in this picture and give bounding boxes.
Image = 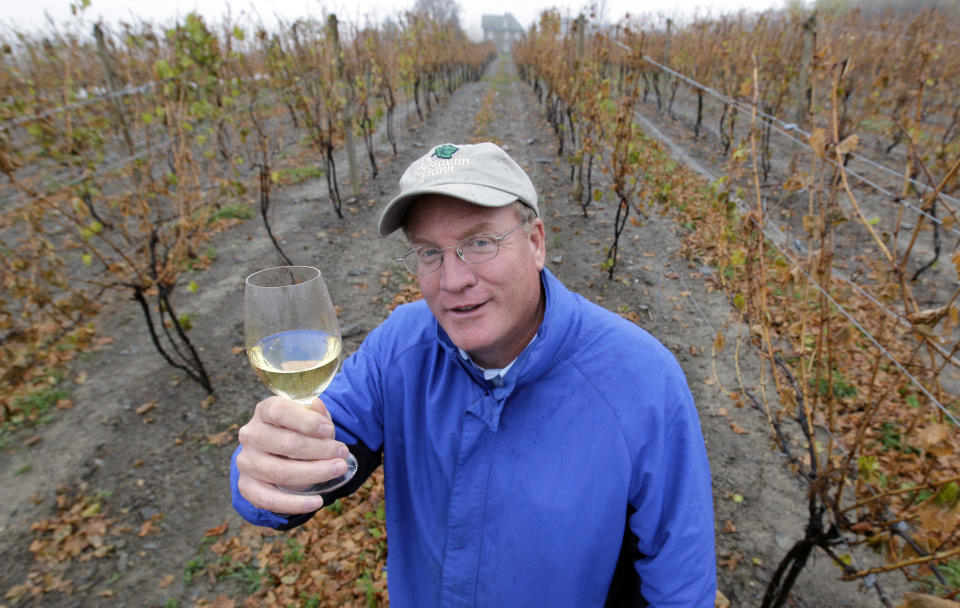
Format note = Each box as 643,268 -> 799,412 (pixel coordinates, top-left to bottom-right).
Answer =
432,144 -> 459,159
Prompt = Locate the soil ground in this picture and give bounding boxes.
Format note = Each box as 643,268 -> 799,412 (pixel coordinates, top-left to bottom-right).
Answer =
0,56 -> 907,607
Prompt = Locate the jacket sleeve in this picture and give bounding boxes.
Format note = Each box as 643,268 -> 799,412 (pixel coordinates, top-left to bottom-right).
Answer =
229,445 -> 316,529
628,367 -> 717,607
229,440 -> 383,530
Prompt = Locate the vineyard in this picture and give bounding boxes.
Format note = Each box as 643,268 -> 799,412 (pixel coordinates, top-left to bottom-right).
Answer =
0,3 -> 958,608
0,5 -> 494,406
513,4 -> 960,605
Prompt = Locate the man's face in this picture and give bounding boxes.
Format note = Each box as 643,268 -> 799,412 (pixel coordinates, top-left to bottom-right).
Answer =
404,195 -> 546,369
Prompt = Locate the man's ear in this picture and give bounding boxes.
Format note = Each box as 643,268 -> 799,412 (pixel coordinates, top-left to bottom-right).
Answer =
529,218 -> 546,271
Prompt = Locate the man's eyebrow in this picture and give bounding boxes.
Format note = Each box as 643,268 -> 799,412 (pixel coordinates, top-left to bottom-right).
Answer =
409,222 -> 499,245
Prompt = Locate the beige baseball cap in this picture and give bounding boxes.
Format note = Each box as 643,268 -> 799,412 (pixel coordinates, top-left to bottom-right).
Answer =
377,142 -> 539,236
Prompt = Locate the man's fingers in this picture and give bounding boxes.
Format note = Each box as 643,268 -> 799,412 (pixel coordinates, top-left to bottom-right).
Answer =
236,445 -> 351,489
239,419 -> 345,461
237,473 -> 325,515
254,396 -> 335,438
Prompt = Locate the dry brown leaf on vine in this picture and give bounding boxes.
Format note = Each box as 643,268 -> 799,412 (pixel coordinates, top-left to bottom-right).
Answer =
836,134 -> 859,155
908,305 -> 950,326
713,331 -> 726,352
782,172 -> 811,192
809,128 -> 827,158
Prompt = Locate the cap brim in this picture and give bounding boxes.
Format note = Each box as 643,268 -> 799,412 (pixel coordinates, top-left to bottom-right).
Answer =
378,184 -> 519,236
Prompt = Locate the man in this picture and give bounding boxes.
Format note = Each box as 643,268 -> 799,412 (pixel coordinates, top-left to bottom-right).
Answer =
231,142 -> 717,606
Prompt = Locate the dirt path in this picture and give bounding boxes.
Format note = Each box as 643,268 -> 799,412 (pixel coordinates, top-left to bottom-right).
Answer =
0,56 -> 899,607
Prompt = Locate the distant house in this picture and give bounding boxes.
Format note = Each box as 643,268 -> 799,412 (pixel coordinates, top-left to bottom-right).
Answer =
481,13 -> 525,54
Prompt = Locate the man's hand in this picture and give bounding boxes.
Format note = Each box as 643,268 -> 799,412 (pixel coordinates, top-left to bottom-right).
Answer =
236,396 -> 351,514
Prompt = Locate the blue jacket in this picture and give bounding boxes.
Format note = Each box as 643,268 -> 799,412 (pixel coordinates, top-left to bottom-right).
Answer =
231,268 -> 716,607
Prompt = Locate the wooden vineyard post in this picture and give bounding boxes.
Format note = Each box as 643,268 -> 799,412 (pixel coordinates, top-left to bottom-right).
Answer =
664,18 -> 678,117
329,15 -> 360,200
791,15 -> 815,170
571,14 -> 586,205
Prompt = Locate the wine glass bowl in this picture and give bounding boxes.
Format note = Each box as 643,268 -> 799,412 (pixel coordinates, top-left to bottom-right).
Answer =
244,265 -> 357,494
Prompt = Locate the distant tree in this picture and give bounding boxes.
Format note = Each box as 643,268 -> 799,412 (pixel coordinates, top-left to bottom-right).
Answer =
413,0 -> 463,32
784,0 -> 809,17
812,0 -> 960,14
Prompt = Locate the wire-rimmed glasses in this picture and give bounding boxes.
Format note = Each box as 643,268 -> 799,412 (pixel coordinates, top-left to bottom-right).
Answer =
396,221 -> 526,276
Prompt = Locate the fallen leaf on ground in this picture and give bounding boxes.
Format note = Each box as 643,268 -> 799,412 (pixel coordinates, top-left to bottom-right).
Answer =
899,592 -> 960,608
205,522 -> 229,537
207,431 -> 233,446
718,551 -> 743,572
138,514 -> 163,537
715,589 -> 731,608
135,402 -> 157,415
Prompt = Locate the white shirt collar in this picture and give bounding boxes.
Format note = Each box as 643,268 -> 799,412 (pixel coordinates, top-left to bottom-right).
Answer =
457,335 -> 536,382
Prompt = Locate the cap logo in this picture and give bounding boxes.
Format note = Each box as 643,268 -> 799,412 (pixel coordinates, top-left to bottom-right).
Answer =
432,144 -> 459,159
414,144 -> 468,183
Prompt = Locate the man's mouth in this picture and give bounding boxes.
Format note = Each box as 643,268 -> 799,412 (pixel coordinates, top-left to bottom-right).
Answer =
452,302 -> 484,313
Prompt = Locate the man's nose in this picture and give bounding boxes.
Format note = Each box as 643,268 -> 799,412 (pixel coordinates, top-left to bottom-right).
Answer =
438,249 -> 477,292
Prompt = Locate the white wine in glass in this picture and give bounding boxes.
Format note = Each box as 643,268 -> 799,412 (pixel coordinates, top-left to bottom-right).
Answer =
244,265 -> 357,494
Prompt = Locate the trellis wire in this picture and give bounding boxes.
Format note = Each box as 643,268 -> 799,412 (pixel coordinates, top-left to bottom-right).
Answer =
631,49 -> 960,234
615,57 -> 959,424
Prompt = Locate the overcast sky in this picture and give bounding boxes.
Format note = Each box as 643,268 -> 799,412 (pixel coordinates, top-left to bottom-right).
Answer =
3,0 -> 789,40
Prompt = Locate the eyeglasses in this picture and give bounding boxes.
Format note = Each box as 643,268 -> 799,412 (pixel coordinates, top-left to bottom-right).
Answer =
396,222 -> 526,276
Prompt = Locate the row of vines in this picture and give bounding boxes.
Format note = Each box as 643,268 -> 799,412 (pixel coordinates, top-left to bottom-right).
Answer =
0,9 -> 495,424
515,5 -> 959,606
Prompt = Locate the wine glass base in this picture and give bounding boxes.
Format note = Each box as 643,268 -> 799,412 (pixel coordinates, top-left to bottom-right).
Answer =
276,453 -> 358,495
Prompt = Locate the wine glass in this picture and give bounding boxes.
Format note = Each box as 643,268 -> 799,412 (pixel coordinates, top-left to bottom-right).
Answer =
244,265 -> 358,494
